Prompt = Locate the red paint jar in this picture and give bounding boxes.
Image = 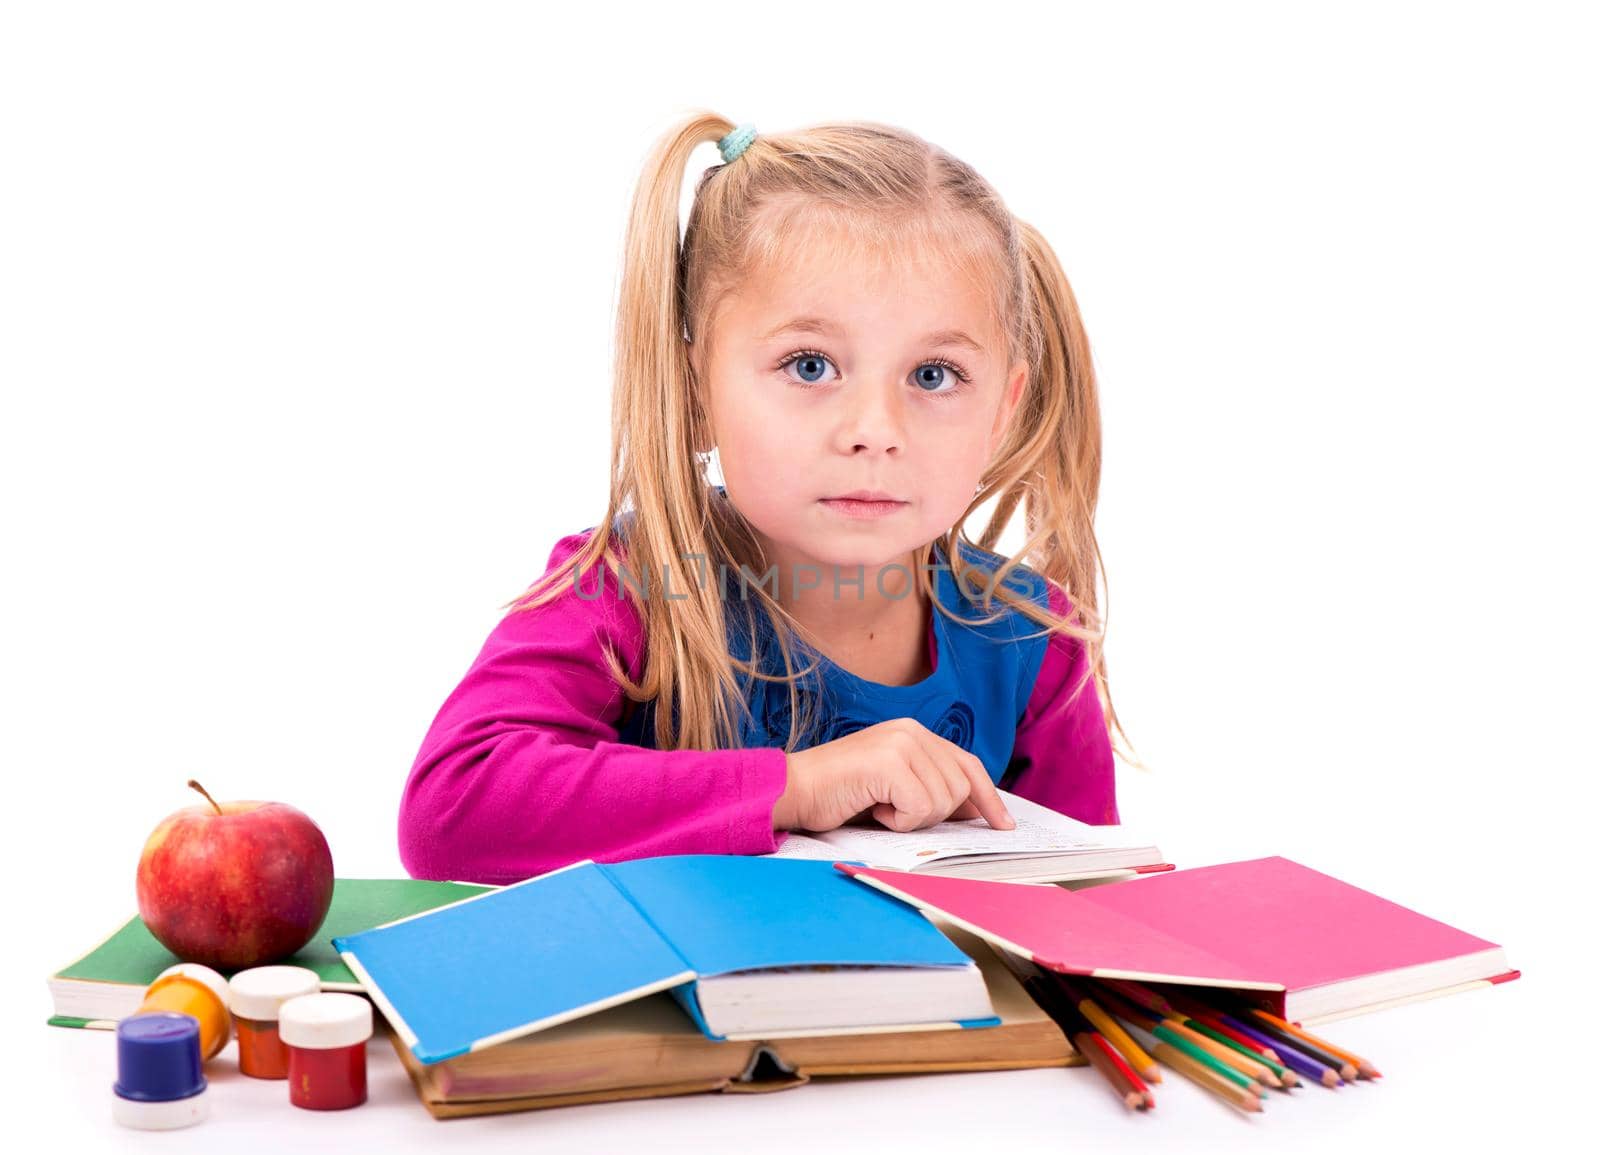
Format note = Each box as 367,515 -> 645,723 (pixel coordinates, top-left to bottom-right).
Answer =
278,993 -> 372,1110
227,966 -> 320,1079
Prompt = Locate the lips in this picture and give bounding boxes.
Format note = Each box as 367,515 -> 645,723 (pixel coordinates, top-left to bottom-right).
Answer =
818,493 -> 908,519
822,490 -> 904,503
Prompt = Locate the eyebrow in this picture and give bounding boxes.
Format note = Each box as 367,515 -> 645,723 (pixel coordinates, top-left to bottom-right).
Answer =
760,316 -> 987,355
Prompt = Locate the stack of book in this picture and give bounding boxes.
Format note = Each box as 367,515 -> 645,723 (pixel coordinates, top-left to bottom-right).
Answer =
46,833 -> 1519,1121
386,924 -> 1073,1118
330,855 -> 1086,1117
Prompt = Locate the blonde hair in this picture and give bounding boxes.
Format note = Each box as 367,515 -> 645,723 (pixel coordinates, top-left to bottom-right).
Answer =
505,110 -> 1140,770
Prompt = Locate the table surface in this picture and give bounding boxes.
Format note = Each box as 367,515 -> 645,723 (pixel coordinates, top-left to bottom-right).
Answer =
42,974 -> 1549,1154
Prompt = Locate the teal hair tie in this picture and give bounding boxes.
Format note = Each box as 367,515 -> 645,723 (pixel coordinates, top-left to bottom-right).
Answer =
718,123 -> 756,163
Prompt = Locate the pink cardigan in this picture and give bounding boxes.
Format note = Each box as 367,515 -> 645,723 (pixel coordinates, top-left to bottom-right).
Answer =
398,531 -> 1119,884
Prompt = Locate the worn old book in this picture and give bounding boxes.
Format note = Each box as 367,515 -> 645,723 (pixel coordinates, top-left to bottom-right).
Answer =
387,924 -> 1077,1119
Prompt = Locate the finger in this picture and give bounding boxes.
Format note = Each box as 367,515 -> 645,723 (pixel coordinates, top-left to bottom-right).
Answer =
948,799 -> 983,821
872,789 -> 930,833
919,727 -> 1009,830
890,728 -> 952,826
933,750 -> 976,824
949,748 -> 1014,829
878,756 -> 938,832
911,753 -> 959,826
909,758 -> 952,830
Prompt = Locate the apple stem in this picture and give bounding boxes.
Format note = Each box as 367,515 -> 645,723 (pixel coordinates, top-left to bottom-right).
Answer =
187,779 -> 223,816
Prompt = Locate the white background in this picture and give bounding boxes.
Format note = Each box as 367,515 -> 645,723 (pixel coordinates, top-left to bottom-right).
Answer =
3,2 -> 1593,1151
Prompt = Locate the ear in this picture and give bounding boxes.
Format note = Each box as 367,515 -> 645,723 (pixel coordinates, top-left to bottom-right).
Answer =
989,361 -> 1028,453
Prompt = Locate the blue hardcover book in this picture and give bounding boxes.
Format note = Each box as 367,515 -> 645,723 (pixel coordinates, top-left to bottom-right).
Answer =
334,855 -> 999,1065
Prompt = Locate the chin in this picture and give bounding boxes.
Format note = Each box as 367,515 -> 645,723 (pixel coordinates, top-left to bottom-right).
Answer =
797,526 -> 931,572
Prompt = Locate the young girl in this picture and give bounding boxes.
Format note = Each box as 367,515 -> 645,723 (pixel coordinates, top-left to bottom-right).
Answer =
398,113 -> 1135,885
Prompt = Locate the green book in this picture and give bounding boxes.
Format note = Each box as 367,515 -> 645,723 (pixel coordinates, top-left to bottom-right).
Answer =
47,877 -> 492,1029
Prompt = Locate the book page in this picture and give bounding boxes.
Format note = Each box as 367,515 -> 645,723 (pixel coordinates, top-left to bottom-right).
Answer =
809,791 -> 1149,870
764,833 -> 849,862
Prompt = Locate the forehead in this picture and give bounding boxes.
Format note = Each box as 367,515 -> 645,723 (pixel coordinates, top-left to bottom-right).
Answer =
725,208 -> 1006,344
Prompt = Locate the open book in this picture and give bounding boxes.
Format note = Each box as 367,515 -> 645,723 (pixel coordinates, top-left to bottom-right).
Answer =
766,790 -> 1169,883
334,856 -> 1000,1064
839,856 -> 1521,1025
387,924 -> 1077,1118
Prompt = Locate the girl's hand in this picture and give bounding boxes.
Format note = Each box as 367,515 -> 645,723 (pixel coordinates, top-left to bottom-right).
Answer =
771,717 -> 1016,834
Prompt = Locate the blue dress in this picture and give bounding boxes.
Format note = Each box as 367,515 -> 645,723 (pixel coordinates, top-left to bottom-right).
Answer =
613,526 -> 1053,785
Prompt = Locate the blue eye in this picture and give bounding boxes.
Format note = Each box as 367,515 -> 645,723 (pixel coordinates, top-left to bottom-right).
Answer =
775,349 -> 973,396
780,351 -> 837,385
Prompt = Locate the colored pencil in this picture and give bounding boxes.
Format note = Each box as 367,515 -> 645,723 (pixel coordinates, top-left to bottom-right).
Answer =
1091,984 -> 1176,1042
1088,1032 -> 1154,1108
1217,1015 -> 1343,1087
1081,997 -> 1164,1084
1123,1020 -> 1262,1114
1115,988 -> 1298,1087
1241,1012 -> 1358,1082
1155,1024 -> 1266,1096
1215,1013 -> 1305,1060
1072,1029 -> 1149,1110
1250,1010 -> 1382,1079
1155,991 -> 1286,1061
1023,977 -> 1146,1109
1160,1045 -> 1264,1113
1157,1017 -> 1286,1088
1189,1012 -> 1285,1063
1098,977 -> 1179,1016
1180,1018 -> 1298,1086
1053,976 -> 1163,1083
1089,987 -> 1265,1097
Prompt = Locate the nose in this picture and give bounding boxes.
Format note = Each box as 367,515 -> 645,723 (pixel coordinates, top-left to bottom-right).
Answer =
833,375 -> 906,456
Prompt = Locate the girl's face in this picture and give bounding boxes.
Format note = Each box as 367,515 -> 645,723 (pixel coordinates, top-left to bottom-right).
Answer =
696,219 -> 1027,582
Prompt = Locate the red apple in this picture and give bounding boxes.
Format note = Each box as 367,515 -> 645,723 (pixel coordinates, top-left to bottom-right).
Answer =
136,780 -> 335,969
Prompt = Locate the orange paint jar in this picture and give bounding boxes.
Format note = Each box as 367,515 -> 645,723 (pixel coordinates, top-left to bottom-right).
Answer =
136,964 -> 231,1061
227,966 -> 321,1079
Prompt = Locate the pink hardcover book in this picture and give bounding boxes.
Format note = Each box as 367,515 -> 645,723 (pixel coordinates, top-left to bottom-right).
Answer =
837,856 -> 1520,1025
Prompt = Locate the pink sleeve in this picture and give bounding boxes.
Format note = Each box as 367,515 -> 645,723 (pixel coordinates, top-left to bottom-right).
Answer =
1002,580 -> 1120,825
397,531 -> 791,884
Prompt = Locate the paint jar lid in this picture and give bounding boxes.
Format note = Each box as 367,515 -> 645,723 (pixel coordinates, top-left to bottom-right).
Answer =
153,963 -> 231,1010
113,1012 -> 207,1103
228,965 -> 321,1021
279,993 -> 373,1050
